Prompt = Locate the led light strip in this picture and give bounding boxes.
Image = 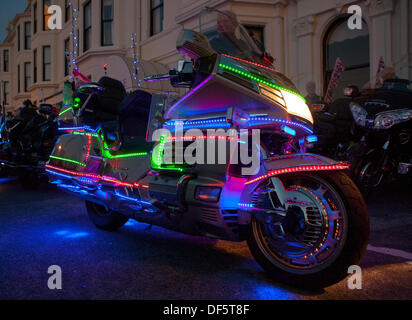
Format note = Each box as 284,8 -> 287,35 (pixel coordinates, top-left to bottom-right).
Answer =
59,107 -> 72,117
151,136 -> 185,172
72,131 -> 148,159
221,54 -> 279,73
46,164 -> 147,188
248,116 -> 313,134
165,136 -> 239,142
245,164 -> 350,185
219,63 -> 305,101
50,156 -> 86,167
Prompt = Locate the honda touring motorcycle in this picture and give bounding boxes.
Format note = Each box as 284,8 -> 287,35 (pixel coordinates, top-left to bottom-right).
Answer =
0,103 -> 59,188
346,79 -> 412,195
46,9 -> 369,288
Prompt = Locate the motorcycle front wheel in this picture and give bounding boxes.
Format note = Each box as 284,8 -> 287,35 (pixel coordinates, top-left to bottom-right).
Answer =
247,171 -> 369,289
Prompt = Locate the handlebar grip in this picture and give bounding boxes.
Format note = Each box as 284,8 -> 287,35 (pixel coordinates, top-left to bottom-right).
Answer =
144,73 -> 171,82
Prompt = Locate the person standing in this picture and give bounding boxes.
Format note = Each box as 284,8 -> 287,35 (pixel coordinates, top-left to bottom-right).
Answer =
305,81 -> 323,109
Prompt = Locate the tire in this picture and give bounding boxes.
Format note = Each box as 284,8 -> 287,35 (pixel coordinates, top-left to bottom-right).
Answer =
85,201 -> 129,231
247,171 -> 369,289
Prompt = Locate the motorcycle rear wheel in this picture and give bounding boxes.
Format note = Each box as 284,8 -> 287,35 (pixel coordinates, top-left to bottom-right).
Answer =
85,201 -> 129,231
247,171 -> 369,289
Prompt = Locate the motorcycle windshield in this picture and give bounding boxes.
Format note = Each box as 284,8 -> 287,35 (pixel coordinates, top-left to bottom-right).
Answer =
198,8 -> 264,65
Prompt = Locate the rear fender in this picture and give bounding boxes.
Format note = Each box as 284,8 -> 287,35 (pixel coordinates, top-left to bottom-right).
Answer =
237,153 -> 349,225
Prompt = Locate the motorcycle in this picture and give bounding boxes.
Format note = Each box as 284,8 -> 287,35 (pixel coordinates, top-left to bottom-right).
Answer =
46,9 -> 369,288
347,79 -> 412,195
309,97 -> 361,161
0,104 -> 59,188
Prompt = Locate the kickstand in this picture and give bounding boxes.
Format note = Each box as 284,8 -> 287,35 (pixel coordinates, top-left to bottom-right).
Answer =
145,224 -> 153,231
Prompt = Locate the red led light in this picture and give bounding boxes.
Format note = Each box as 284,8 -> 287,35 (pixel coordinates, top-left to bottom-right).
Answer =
46,165 -> 135,188
85,134 -> 91,162
221,54 -> 279,73
245,163 -> 350,185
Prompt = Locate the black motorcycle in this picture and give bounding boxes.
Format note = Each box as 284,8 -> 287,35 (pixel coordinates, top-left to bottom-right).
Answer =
346,79 -> 412,195
308,97 -> 362,161
0,104 -> 59,188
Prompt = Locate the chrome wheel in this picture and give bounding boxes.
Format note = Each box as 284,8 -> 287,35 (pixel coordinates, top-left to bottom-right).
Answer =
250,174 -> 347,274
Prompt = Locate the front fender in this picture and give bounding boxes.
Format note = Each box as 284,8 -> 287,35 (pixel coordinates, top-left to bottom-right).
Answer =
237,153 -> 349,225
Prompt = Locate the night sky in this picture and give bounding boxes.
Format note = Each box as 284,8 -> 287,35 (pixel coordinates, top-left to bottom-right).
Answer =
0,0 -> 27,43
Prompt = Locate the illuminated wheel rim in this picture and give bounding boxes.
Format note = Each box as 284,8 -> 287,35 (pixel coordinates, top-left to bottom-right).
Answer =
251,175 -> 347,274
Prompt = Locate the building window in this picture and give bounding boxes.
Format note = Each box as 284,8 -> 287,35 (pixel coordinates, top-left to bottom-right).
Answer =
25,22 -> 32,50
3,81 -> 10,105
64,38 -> 70,76
43,46 -> 51,81
43,0 -> 52,31
17,65 -> 21,93
83,1 -> 92,52
101,0 -> 114,46
323,18 -> 370,97
150,0 -> 163,36
17,25 -> 21,51
65,0 -> 71,23
3,50 -> 9,72
33,2 -> 38,34
24,62 -> 32,92
33,50 -> 37,83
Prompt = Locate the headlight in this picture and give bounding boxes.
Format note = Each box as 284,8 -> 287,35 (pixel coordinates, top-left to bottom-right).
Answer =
281,90 -> 313,124
350,102 -> 368,126
374,109 -> 412,129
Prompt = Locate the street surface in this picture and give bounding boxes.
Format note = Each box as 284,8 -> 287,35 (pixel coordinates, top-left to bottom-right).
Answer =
0,177 -> 411,299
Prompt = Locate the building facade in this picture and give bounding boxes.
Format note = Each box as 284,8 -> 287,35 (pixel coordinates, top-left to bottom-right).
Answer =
0,0 -> 411,112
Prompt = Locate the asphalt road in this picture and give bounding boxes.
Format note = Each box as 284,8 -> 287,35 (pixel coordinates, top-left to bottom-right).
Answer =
0,177 -> 411,300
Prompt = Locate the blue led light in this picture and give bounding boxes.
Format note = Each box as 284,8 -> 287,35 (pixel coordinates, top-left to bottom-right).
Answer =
165,116 -> 313,134
46,169 -> 73,180
248,116 -> 313,134
281,125 -> 296,137
306,135 -> 318,143
238,203 -> 254,208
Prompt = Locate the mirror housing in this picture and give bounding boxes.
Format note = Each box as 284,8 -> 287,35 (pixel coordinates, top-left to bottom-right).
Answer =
176,29 -> 214,60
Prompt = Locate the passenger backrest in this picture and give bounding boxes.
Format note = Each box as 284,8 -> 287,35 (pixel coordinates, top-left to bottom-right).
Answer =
118,90 -> 152,137
97,77 -> 127,115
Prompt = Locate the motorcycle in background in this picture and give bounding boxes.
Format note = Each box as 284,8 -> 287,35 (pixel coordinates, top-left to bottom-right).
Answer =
0,104 -> 59,188
45,9 -> 369,288
346,79 -> 412,195
309,96 -> 362,161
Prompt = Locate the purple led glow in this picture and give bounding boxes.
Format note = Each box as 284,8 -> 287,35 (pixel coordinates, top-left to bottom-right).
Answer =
166,75 -> 215,118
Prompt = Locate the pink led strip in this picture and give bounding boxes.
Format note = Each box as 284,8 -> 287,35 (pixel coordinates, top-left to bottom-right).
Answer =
166,136 -> 239,142
245,163 -> 350,185
46,164 -> 149,189
221,54 -> 279,73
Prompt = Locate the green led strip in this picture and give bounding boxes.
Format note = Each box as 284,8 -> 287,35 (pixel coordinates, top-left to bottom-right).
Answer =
151,135 -> 184,172
218,63 -> 306,101
50,155 -> 86,167
72,131 -> 148,159
59,107 -> 72,117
